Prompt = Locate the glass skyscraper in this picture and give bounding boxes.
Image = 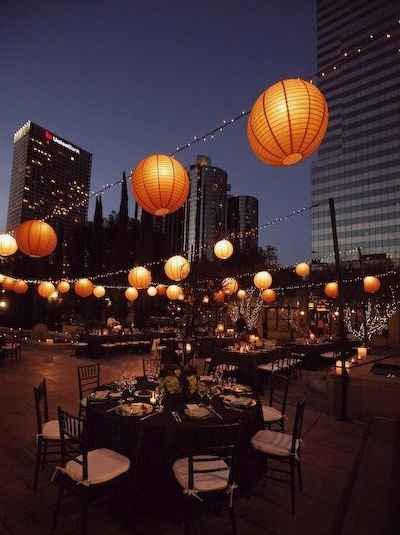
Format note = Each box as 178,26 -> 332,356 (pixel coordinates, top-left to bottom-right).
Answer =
227,195 -> 258,255
312,0 -> 400,263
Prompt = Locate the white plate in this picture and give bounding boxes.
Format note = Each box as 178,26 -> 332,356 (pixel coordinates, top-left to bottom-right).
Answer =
119,403 -> 153,417
184,405 -> 210,419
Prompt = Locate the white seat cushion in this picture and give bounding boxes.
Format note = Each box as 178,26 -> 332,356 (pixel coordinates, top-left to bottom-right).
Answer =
251,429 -> 299,457
173,455 -> 230,492
65,448 -> 130,485
80,397 -> 88,408
258,362 -> 275,372
321,352 -> 335,359
262,405 -> 283,423
42,419 -> 60,440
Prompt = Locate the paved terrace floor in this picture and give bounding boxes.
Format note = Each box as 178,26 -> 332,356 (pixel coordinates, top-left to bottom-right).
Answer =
0,347 -> 397,535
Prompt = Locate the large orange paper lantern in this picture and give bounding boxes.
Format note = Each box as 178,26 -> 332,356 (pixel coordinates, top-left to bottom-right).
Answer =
147,286 -> 157,297
166,284 -> 182,300
0,234 -> 18,257
93,285 -> 105,298
363,276 -> 381,294
74,278 -> 94,298
324,282 -> 339,299
295,262 -> 310,278
37,281 -> 55,298
0,275 -> 5,284
213,289 -> 225,303
156,284 -> 167,296
237,289 -> 246,300
128,267 -> 152,289
248,79 -> 329,167
14,280 -> 28,294
262,289 -> 277,303
164,255 -> 190,282
214,239 -> 234,260
254,271 -> 272,290
131,154 -> 189,216
125,287 -> 138,302
57,281 -> 70,294
222,277 -> 238,295
15,220 -> 57,258
2,277 -> 16,291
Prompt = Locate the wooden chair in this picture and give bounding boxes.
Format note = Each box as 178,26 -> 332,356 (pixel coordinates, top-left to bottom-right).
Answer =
261,374 -> 290,432
78,364 -> 100,419
33,379 -> 61,492
251,399 -> 306,514
51,407 -> 133,535
142,357 -> 161,379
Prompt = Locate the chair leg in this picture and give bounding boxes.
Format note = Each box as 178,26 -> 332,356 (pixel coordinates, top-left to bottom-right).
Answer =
81,492 -> 89,535
297,461 -> 303,492
229,502 -> 237,535
290,460 -> 296,515
51,485 -> 64,533
41,440 -> 48,469
33,439 -> 42,492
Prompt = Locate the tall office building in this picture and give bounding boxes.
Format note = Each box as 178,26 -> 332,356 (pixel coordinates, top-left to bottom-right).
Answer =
227,195 -> 258,255
183,155 -> 230,261
312,1 -> 400,262
7,120 -> 92,234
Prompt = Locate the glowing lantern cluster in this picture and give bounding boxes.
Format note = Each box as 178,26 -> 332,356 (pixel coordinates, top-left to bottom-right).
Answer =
57,281 -> 70,294
222,277 -> 238,295
295,262 -> 310,278
164,255 -> 190,282
237,289 -> 246,300
2,277 -> 16,291
214,239 -> 234,260
166,284 -> 182,300
14,280 -> 28,294
74,278 -> 94,298
128,267 -> 152,289
15,220 -> 57,258
324,282 -> 339,299
93,285 -> 105,298
247,79 -> 329,167
363,276 -> 381,294
254,271 -> 272,290
262,288 -> 277,303
125,287 -> 138,302
37,281 -> 55,299
0,234 -> 18,257
147,286 -> 157,297
131,154 -> 189,216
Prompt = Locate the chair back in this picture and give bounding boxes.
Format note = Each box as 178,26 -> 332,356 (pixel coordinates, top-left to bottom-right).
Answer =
290,399 -> 306,456
33,378 -> 49,434
143,358 -> 161,379
78,364 -> 100,401
269,373 -> 290,416
58,407 -> 88,480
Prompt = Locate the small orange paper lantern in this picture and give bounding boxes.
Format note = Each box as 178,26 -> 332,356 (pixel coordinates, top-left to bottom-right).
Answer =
222,277 -> 238,295
128,267 -> 152,289
214,239 -> 234,260
166,284 -> 182,300
295,262 -> 310,278
213,289 -> 225,303
237,289 -> 246,300
93,285 -> 105,298
156,284 -> 167,296
363,276 -> 381,294
14,280 -> 28,294
147,286 -> 157,297
131,154 -> 189,216
262,289 -> 277,303
125,287 -> 138,302
48,291 -> 59,301
15,220 -> 57,258
0,234 -> 18,257
57,281 -> 70,294
248,79 -> 329,167
324,282 -> 339,299
254,271 -> 272,290
74,278 -> 94,298
37,281 -> 55,298
2,276 -> 16,291
164,255 -> 190,281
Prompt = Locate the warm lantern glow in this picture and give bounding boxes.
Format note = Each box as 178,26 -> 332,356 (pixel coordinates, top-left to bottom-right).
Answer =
48,291 -> 59,301
363,276 -> 381,294
74,278 -> 94,298
57,281 -> 70,294
222,277 -> 238,295
248,79 -> 329,167
295,262 -> 310,278
262,289 -> 277,303
216,323 -> 225,333
254,271 -> 272,290
93,285 -> 106,298
14,280 -> 28,294
357,346 -> 368,360
125,287 -> 138,302
2,277 -> 16,291
213,290 -> 225,303
128,267 -> 152,289
131,154 -> 189,216
166,284 -> 182,300
214,239 -> 234,260
324,282 -> 339,299
164,255 -> 190,281
202,295 -> 209,304
15,220 -> 57,258
178,293 -> 185,301
37,281 -> 56,299
237,289 -> 246,300
0,275 -> 5,284
147,286 -> 157,297
0,234 -> 18,257
156,284 -> 167,296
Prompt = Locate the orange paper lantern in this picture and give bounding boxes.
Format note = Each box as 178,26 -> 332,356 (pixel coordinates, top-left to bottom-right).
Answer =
37,281 -> 55,298
213,289 -> 225,303
0,234 -> 18,257
237,289 -> 246,300
74,278 -> 94,298
214,239 -> 234,260
254,271 -> 272,290
324,282 -> 339,299
222,277 -> 238,295
363,276 -> 381,294
14,280 -> 28,294
156,284 -> 167,296
131,154 -> 189,216
164,255 -> 190,282
93,285 -> 105,298
262,289 -> 277,303
57,281 -> 70,294
166,284 -> 182,300
247,79 -> 329,167
15,220 -> 57,258
128,267 -> 152,289
295,262 -> 310,278
2,276 -> 16,291
125,287 -> 138,302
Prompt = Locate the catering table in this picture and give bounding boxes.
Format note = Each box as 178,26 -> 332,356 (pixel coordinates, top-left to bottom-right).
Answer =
80,334 -> 151,357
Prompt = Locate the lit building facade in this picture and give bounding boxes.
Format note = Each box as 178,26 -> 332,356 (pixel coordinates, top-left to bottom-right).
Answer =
7,120 -> 92,234
312,1 -> 400,262
227,195 -> 258,255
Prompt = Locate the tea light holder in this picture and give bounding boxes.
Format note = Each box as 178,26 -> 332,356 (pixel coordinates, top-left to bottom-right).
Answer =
335,359 -> 351,375
357,346 -> 367,360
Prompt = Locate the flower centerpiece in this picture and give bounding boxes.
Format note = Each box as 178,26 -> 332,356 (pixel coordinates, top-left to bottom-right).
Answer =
160,364 -> 199,406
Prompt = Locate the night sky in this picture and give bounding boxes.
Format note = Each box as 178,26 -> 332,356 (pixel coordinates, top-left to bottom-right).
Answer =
0,0 -> 316,265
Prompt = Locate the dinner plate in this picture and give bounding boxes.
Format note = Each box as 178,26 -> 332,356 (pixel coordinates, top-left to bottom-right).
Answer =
222,395 -> 256,408
184,405 -> 210,419
90,390 -> 109,401
118,403 -> 153,417
109,392 -> 122,399
136,389 -> 152,398
227,384 -> 252,394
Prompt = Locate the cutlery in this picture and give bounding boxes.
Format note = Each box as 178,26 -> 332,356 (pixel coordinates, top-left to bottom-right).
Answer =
140,409 -> 161,421
209,406 -> 223,421
106,404 -> 123,413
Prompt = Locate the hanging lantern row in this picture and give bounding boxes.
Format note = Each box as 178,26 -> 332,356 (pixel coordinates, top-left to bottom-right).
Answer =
164,255 -> 190,282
